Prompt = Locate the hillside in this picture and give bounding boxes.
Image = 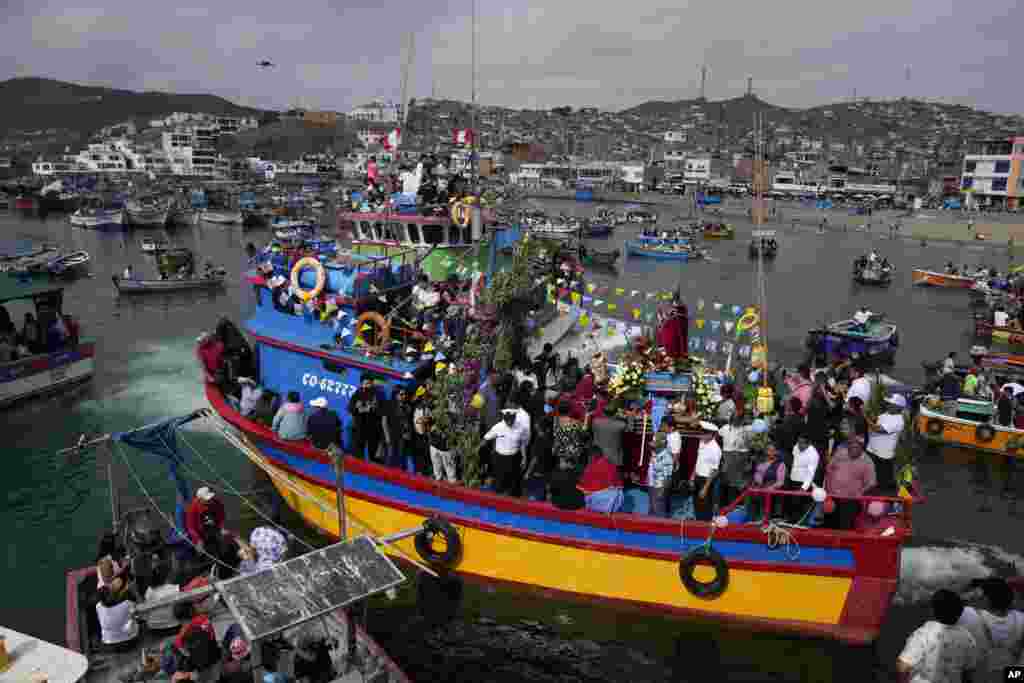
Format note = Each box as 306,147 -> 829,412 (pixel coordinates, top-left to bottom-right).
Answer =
0,77 -> 266,136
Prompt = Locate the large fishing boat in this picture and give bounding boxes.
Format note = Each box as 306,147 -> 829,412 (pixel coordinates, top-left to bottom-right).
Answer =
911,269 -> 977,288
201,245 -> 917,646
0,277 -> 94,407
917,397 -> 1024,458
70,202 -> 124,231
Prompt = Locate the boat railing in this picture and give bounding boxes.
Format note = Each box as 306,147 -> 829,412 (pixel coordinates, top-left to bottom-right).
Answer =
719,486 -> 922,532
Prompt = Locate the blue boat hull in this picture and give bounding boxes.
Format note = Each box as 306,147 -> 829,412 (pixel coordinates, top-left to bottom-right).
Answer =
806,330 -> 898,365
584,224 -> 614,237
625,241 -> 689,261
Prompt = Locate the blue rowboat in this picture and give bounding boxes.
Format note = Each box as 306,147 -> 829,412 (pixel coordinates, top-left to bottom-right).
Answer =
625,241 -> 692,261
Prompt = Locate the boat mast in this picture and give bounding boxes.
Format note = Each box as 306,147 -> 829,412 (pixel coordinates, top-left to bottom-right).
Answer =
470,0 -> 478,196
753,111 -> 769,387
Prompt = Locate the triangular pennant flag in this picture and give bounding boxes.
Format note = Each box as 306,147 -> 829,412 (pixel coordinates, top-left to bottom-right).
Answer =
696,319 -> 705,329
608,303 -> 617,312
595,299 -> 605,307
732,305 -> 742,316
424,341 -> 434,353
579,313 -> 590,328
360,324 -> 372,332
587,283 -> 596,294
724,321 -> 734,333
646,312 -> 655,322
711,320 -> 721,332
615,287 -> 625,296
713,302 -> 722,311
378,295 -> 388,303
353,336 -> 364,345
582,296 -> 593,305
632,308 -> 641,320
631,290 -> 640,298
689,336 -> 701,351
697,298 -> 705,311
571,292 -> 581,305
645,292 -> 655,300
340,327 -> 353,338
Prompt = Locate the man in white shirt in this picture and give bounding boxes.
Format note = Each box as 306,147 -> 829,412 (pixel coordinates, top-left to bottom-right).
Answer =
942,352 -> 957,376
994,308 -> 1010,328
785,435 -> 820,522
897,589 -> 978,683
484,410 -> 529,496
867,394 -> 906,491
664,417 -> 683,466
845,366 -> 873,406
1001,381 -> 1024,398
412,275 -> 441,324
689,421 -> 722,521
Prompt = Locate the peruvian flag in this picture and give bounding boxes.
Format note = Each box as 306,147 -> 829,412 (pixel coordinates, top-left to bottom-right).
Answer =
383,128 -> 401,150
453,128 -> 475,146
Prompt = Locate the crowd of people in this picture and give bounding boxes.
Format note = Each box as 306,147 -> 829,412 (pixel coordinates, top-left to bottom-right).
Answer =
0,303 -> 78,362
350,153 -> 473,216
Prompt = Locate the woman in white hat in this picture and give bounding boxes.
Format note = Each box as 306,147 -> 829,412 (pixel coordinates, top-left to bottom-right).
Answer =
689,421 -> 722,521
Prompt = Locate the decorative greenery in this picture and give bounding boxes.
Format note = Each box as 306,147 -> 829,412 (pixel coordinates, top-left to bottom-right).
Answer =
692,362 -> 717,420
482,232 -> 539,310
608,360 -> 646,399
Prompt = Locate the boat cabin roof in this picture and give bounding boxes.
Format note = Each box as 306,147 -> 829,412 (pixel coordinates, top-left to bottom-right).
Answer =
0,276 -> 64,304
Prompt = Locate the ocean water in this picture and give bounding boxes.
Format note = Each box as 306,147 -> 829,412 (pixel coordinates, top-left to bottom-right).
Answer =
3,205 -> 1022,682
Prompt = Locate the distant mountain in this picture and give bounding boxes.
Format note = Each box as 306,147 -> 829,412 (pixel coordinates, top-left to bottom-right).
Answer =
0,77 -> 266,136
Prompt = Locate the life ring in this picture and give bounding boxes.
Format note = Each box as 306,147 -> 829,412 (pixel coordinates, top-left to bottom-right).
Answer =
679,546 -> 729,599
450,201 -> 471,228
976,423 -> 996,443
925,418 -> 944,437
290,256 -> 325,302
414,516 -> 462,567
736,310 -> 760,335
355,311 -> 390,353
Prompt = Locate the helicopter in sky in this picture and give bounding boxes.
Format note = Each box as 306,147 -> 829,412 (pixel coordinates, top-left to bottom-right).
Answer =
257,60 -> 275,69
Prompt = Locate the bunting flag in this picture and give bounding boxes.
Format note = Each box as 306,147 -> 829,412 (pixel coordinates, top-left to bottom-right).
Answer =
453,128 -> 475,146
383,128 -> 402,150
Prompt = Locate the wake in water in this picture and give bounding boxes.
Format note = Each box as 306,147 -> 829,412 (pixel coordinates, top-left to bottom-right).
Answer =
896,541 -> 1024,606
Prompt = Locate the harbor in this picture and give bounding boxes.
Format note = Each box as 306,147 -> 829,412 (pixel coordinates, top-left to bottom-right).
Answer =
4,190 -> 1024,680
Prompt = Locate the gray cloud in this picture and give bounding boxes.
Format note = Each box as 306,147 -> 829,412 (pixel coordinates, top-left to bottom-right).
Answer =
1,0 -> 1021,114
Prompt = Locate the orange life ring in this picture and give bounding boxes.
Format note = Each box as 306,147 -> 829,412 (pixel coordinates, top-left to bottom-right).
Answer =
450,201 -> 472,228
290,256 -> 326,302
925,418 -> 944,437
355,311 -> 390,352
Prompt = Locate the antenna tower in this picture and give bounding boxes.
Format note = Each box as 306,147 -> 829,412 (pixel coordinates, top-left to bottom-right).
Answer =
699,64 -> 707,100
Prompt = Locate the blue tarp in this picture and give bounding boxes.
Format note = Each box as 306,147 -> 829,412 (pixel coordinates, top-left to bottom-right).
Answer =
113,412 -> 205,513
944,198 -> 962,209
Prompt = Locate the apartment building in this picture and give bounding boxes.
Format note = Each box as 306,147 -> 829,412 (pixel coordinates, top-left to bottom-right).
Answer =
960,136 -> 1024,209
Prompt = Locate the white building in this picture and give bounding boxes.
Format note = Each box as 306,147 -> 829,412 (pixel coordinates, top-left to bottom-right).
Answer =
683,157 -> 711,185
349,102 -> 400,124
960,136 -> 1024,210
663,131 -> 687,144
161,126 -> 218,176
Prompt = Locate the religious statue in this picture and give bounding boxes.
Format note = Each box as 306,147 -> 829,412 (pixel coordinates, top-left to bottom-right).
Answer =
656,291 -> 688,360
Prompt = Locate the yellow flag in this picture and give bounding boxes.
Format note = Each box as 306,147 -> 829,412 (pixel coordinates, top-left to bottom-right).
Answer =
579,313 -> 590,328
423,341 -> 434,353
615,287 -> 625,296
586,283 -> 596,294
360,324 -> 371,332
608,303 -> 617,312
632,308 -> 641,320
571,292 -> 581,305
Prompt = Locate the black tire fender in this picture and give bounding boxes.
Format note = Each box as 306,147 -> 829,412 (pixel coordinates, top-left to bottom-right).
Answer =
414,516 -> 462,567
679,546 -> 729,599
976,423 -> 996,443
925,418 -> 945,437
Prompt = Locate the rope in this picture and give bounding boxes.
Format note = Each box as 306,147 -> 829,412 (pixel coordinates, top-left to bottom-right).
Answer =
178,430 -> 317,552
207,416 -> 440,578
761,520 -> 801,561
111,442 -> 238,575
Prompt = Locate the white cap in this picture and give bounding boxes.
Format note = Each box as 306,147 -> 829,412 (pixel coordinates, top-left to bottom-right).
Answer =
699,421 -> 719,433
886,394 -> 907,408
196,486 -> 215,502
237,377 -> 255,385
310,397 -> 328,408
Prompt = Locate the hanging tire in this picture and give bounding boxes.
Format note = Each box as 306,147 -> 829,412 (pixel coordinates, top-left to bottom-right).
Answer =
976,423 -> 996,443
679,546 -> 729,599
414,517 -> 462,567
925,418 -> 944,437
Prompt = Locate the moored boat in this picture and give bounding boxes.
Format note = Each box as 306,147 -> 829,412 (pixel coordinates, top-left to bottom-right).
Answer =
70,202 -> 124,231
701,222 -> 735,239
580,246 -> 620,268
0,278 -> 94,407
125,197 -> 170,227
973,313 -> 1024,348
582,221 -> 614,238
112,270 -> 227,295
625,209 -> 657,223
48,250 -> 91,277
911,269 -> 978,288
852,261 -> 893,286
140,237 -> 169,253
200,209 -> 243,225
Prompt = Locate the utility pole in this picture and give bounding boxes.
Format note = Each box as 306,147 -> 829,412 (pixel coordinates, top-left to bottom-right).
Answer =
746,76 -> 753,98
699,64 -> 707,101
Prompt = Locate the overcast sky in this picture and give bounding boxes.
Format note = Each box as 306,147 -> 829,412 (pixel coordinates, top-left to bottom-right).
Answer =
2,0 -> 1021,114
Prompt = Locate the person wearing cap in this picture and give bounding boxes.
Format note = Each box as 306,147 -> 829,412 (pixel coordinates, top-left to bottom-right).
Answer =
484,408 -> 530,496
306,396 -> 341,450
349,377 -> 383,461
844,365 -> 873,408
867,395 -> 906,491
185,486 -> 225,549
237,377 -> 263,418
689,422 -> 722,522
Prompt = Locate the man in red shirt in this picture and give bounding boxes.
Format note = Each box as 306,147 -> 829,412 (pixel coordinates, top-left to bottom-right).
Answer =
185,487 -> 225,549
195,333 -> 224,384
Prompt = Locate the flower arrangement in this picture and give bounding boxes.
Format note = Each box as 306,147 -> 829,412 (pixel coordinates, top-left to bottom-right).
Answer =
692,365 -> 718,420
608,360 -> 647,399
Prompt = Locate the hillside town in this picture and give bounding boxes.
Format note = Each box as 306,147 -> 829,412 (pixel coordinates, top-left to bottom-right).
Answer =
1,86 -> 1023,209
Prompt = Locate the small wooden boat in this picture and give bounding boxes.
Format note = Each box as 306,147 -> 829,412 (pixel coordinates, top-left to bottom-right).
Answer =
911,269 -> 978,288
625,209 -> 658,223
581,246 -> 621,267
853,262 -> 893,286
48,250 -> 90,277
200,208 -> 243,224
583,221 -> 614,237
125,198 -> 169,227
626,240 -> 703,261
702,223 -> 735,239
156,247 -> 194,272
530,221 -> 579,238
140,237 -> 169,253
70,206 -> 123,230
112,271 -> 227,294
806,317 -> 899,366
974,313 -> 1024,348
917,398 -> 1024,459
